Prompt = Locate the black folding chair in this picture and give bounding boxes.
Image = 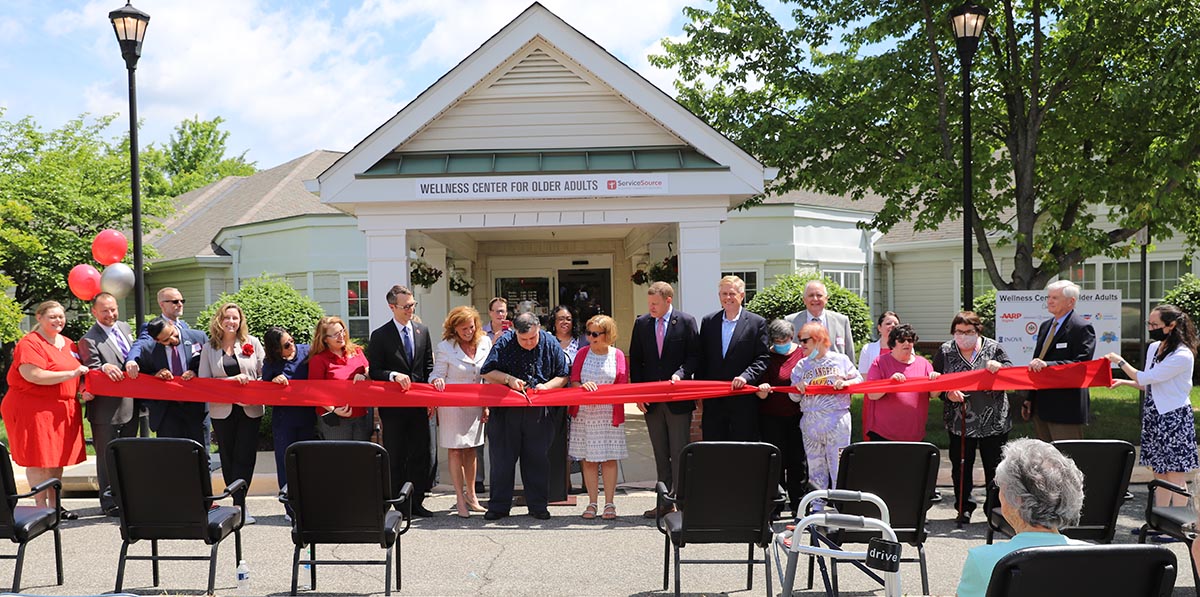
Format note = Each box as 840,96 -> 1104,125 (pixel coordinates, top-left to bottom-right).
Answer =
985,544 -> 1176,596
107,437 -> 246,595
811,441 -> 939,595
1138,478 -> 1199,595
279,440 -> 413,596
654,441 -> 782,597
986,439 -> 1134,544
0,442 -> 63,592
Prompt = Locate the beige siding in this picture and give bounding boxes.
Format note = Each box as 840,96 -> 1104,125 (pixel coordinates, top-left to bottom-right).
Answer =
889,260 -> 955,342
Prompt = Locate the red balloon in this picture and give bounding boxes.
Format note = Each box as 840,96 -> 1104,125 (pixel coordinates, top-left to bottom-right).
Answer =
92,229 -> 128,266
68,264 -> 102,301
347,289 -> 358,299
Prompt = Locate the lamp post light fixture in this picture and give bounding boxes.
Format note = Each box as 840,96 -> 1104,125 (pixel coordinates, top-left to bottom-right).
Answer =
109,2 -> 150,329
949,2 -> 988,312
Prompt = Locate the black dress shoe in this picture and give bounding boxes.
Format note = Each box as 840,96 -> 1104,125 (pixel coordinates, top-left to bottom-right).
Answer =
60,509 -> 79,521
483,510 -> 508,521
475,481 -> 487,494
103,506 -> 122,518
530,510 -> 551,520
410,504 -> 435,518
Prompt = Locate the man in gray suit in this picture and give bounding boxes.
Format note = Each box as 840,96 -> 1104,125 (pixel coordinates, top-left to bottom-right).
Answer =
786,280 -> 856,357
78,292 -> 146,516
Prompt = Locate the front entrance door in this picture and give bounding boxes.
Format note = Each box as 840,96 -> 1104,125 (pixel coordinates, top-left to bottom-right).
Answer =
557,268 -> 611,321
489,254 -> 613,324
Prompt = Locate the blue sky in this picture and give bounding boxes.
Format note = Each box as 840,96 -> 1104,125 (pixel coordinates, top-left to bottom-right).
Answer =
0,0 -> 706,169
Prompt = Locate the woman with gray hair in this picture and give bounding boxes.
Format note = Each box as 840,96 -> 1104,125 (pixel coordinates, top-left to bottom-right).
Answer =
956,438 -> 1085,596
755,319 -> 807,516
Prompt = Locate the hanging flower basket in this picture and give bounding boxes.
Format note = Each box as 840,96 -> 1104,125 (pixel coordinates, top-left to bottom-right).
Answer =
449,270 -> 474,296
630,269 -> 650,285
648,255 -> 679,284
410,258 -> 443,290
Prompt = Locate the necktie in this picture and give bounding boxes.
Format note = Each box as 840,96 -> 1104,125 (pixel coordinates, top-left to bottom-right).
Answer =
402,327 -> 414,362
1038,320 -> 1060,360
110,327 -> 129,358
655,317 -> 666,357
170,345 -> 184,376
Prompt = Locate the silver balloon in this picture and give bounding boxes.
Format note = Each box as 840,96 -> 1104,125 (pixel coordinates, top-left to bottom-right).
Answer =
100,263 -> 136,298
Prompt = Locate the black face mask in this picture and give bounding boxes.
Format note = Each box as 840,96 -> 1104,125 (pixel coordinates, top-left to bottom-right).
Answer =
1149,328 -> 1168,342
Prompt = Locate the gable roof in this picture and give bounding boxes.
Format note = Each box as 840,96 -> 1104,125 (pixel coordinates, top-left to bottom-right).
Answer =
317,2 -> 765,204
148,150 -> 344,261
761,187 -> 887,214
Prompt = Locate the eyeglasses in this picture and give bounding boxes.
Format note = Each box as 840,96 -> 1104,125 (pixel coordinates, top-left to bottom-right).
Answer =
585,330 -> 605,338
798,337 -> 811,343
282,341 -> 295,349
952,331 -> 978,338
163,299 -> 185,305
1147,321 -> 1164,330
325,330 -> 346,339
392,302 -> 417,311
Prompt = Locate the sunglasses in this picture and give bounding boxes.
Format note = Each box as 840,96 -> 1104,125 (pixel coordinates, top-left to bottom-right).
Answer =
325,330 -> 346,339
585,330 -> 605,338
282,341 -> 295,349
164,299 -> 186,305
894,338 -> 915,344
798,337 -> 811,343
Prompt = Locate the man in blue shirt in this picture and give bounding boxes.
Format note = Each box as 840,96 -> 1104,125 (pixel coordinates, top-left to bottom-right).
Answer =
480,312 -> 570,520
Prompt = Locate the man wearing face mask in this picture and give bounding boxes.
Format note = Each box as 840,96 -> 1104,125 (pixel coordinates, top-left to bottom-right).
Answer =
931,311 -> 1012,525
1025,280 -> 1096,441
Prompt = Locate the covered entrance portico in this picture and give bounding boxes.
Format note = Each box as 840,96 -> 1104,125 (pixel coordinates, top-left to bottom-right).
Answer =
314,4 -> 769,341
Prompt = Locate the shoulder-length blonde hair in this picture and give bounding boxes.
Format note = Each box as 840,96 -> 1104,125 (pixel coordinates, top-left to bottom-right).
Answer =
586,314 -> 618,343
208,302 -> 249,348
310,316 -> 362,356
442,306 -> 485,345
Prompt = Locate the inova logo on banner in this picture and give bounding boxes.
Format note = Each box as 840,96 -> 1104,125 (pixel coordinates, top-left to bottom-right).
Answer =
994,290 -> 1122,367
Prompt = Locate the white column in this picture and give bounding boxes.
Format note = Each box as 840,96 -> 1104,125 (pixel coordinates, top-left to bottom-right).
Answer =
677,221 -> 722,315
419,245 -> 450,327
365,229 -> 408,331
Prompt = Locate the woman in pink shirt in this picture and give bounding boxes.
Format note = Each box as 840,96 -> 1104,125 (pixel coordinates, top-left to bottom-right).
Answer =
864,324 -> 940,441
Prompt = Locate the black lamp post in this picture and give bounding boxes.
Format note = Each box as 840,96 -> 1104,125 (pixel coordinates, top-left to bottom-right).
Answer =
108,2 -> 150,329
950,3 -> 988,312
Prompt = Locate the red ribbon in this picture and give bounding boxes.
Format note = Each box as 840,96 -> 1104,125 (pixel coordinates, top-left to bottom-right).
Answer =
85,359 -> 1111,408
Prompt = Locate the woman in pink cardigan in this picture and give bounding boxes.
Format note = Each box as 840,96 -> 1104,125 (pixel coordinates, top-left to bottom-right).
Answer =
568,314 -> 629,520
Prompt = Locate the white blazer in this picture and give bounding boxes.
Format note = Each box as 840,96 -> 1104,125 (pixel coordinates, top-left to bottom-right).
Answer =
431,336 -> 492,385
199,335 -> 265,419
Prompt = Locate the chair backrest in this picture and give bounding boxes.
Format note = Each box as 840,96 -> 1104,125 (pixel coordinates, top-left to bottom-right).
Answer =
985,544 -> 1177,597
831,441 -> 939,546
107,438 -> 215,541
1051,440 -> 1134,543
674,441 -> 781,547
0,443 -> 23,537
285,441 -> 393,546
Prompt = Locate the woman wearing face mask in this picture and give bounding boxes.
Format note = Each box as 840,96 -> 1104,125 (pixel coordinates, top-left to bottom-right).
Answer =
1106,304 -> 1198,507
755,319 -> 808,517
931,311 -> 1010,524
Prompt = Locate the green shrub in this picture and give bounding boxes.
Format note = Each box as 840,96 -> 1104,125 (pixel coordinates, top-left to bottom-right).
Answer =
1163,273 -> 1200,322
195,275 -> 324,341
973,288 -> 997,338
746,272 -> 872,344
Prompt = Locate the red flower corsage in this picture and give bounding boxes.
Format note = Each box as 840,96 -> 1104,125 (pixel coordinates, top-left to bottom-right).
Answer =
241,343 -> 254,356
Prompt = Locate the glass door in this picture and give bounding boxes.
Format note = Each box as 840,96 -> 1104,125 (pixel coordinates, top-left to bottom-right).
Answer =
494,272 -> 552,319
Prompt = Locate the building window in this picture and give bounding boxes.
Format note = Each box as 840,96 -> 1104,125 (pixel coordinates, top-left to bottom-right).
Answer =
1101,259 -> 1183,339
721,270 -> 758,304
1061,263 -> 1097,289
346,280 -> 370,339
826,269 -> 863,298
958,268 -> 994,301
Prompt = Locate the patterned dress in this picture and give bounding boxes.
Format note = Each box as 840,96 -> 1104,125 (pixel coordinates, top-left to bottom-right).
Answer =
790,351 -> 861,493
1139,344 -> 1199,474
568,349 -> 628,462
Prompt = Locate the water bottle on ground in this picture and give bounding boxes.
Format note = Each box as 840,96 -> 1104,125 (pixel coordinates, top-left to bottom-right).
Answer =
236,559 -> 250,593
298,545 -> 312,590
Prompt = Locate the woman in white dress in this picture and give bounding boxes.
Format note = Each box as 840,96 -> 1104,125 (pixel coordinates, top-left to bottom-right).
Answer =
431,306 -> 492,518
568,314 -> 629,520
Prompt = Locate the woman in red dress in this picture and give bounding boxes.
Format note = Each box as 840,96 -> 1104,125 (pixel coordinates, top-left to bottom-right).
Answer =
1,301 -> 89,513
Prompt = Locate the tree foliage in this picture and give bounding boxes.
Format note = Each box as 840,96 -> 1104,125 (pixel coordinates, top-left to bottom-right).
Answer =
142,115 -> 256,201
653,0 -> 1200,290
195,276 -> 324,342
746,272 -> 872,343
1162,274 -> 1200,324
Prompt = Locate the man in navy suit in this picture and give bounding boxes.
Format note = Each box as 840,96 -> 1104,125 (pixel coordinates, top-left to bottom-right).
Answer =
368,284 -> 436,518
697,275 -> 770,441
78,292 -> 146,515
1024,280 -> 1096,441
125,287 -> 191,375
130,317 -> 209,445
628,282 -> 700,517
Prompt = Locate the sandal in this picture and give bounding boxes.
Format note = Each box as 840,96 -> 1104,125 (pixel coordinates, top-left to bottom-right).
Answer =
602,503 -> 617,520
581,503 -> 598,520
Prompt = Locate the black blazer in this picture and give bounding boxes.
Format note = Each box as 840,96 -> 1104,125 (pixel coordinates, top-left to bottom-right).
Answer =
629,309 -> 701,414
696,309 -> 770,388
1029,310 -> 1096,424
135,327 -> 207,432
368,319 -> 434,412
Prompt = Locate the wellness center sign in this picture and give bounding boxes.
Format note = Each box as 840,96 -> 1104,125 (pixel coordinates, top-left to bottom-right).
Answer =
994,290 -> 1122,367
413,173 -> 669,199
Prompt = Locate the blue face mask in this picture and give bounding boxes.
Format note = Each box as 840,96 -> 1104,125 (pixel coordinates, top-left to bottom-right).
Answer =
771,343 -> 792,355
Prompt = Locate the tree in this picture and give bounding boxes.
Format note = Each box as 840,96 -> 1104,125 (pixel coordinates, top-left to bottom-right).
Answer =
195,276 -> 324,342
653,0 -> 1200,290
0,112 -> 174,312
142,115 -> 256,200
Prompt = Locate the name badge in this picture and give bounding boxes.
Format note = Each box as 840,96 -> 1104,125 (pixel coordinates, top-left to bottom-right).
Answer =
835,336 -> 845,347
1055,342 -> 1068,349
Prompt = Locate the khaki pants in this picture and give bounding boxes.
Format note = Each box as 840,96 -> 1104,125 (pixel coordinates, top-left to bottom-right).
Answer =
1033,414 -> 1084,442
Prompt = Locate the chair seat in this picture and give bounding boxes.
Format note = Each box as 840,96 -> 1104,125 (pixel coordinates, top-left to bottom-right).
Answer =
9,505 -> 56,543
1148,505 -> 1197,537
206,505 -> 243,544
291,510 -> 405,548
